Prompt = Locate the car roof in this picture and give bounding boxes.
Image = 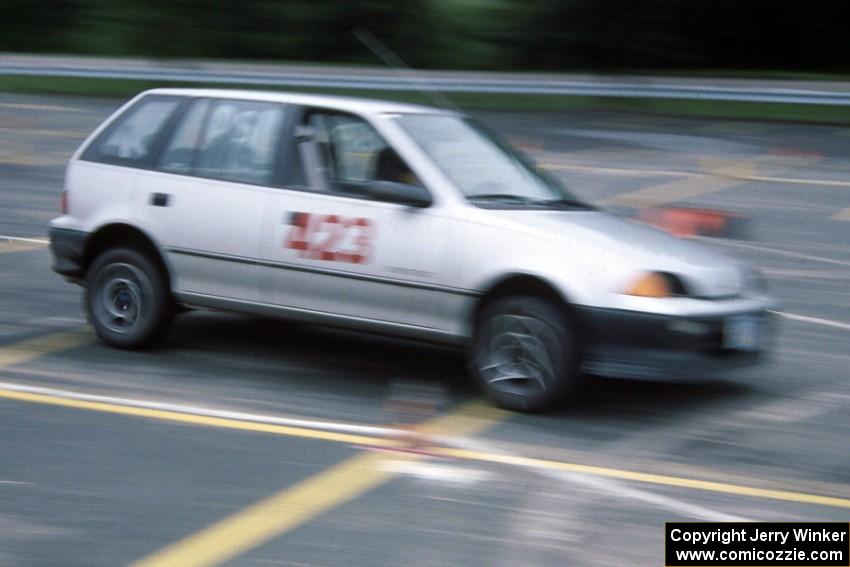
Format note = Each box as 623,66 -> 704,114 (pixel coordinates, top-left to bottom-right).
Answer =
144,88 -> 460,117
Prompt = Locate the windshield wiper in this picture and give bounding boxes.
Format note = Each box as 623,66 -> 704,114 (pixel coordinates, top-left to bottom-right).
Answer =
469,194 -> 593,210
468,194 -> 539,203
537,198 -> 595,210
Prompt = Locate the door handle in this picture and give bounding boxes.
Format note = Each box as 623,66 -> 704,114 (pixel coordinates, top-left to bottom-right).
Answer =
150,193 -> 170,207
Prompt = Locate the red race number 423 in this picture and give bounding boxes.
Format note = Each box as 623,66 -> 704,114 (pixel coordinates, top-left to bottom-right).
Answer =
284,212 -> 374,264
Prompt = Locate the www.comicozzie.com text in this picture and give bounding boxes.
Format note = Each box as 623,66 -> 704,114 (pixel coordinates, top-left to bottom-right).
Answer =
670,526 -> 847,546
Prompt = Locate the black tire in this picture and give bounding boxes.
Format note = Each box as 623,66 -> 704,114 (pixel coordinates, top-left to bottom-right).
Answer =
470,296 -> 582,412
84,247 -> 174,349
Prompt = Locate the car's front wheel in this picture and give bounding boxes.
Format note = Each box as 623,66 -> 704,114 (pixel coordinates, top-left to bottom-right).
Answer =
471,296 -> 582,412
85,247 -> 173,349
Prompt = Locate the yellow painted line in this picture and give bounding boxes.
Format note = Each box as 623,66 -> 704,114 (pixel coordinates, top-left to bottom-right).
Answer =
0,126 -> 87,138
0,152 -> 70,167
5,372 -> 848,513
540,147 -> 661,169
0,102 -> 80,112
5,328 -> 848,539
507,135 -> 544,152
600,159 -> 757,208
832,208 -> 850,221
0,377 -> 506,449
542,163 -> 689,177
0,330 -> 505,451
699,121 -> 775,136
0,374 -> 505,450
4,356 -> 850,514
0,387 -> 396,447
597,154 -> 835,208
0,239 -> 48,254
0,328 -> 91,369
436,447 -> 850,510
414,399 -> 510,437
130,400 -> 508,567
131,451 -> 397,567
578,118 -> 655,130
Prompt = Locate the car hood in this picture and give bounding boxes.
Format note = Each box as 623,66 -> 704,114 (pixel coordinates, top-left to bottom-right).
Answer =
488,209 -> 746,298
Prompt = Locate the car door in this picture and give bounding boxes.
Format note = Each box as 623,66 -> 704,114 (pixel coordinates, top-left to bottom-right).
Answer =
258,108 -> 448,331
135,97 -> 287,303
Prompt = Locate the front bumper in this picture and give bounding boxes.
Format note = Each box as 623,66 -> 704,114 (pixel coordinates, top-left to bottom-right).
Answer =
577,304 -> 777,379
48,227 -> 88,280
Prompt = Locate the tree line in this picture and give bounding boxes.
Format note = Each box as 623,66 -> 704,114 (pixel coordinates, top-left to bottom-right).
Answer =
2,0 -> 847,73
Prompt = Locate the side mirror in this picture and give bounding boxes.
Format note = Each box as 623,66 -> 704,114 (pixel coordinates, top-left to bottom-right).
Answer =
368,180 -> 432,208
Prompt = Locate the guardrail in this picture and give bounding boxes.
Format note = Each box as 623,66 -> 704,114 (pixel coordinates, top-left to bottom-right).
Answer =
3,62 -> 850,105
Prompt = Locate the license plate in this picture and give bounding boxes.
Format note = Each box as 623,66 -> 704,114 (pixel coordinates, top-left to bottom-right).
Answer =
724,314 -> 761,351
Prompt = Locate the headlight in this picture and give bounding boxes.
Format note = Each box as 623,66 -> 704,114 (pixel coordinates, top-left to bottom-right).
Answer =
622,271 -> 688,298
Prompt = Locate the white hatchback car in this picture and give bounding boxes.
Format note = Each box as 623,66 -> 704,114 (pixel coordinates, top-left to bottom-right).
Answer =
50,89 -> 776,411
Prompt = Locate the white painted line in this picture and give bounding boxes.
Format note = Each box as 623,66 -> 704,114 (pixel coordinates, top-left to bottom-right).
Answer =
774,311 -> 850,331
741,392 -> 849,424
0,381 -> 401,439
742,174 -> 850,188
0,235 -> 49,245
0,381 -> 834,517
380,460 -> 494,485
0,380 -> 496,452
762,268 -> 850,280
547,163 -> 850,189
25,315 -> 88,327
449,436 -> 750,522
697,237 -> 850,268
557,472 -> 749,522
543,163 -> 693,177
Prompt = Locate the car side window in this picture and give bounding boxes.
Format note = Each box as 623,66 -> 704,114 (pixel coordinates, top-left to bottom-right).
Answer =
299,111 -> 421,197
194,100 -> 285,185
82,96 -> 181,167
158,99 -> 210,175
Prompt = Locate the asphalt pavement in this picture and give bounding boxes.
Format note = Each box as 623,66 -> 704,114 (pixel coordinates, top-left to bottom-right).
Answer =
1,92 -> 849,566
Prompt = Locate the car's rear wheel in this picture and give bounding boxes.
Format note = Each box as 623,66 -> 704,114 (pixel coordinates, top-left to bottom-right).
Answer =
85,247 -> 173,349
471,296 -> 582,412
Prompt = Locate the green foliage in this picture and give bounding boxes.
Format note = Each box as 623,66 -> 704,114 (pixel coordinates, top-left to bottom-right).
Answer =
2,0 -> 849,73
7,74 -> 850,127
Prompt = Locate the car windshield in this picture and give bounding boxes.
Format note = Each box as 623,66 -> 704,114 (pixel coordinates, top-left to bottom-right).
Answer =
393,114 -> 590,209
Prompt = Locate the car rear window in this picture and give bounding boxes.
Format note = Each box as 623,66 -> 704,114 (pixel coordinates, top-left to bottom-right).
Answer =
81,95 -> 181,167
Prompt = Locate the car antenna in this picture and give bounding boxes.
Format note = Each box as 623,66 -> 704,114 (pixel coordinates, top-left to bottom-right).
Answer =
352,28 -> 462,113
